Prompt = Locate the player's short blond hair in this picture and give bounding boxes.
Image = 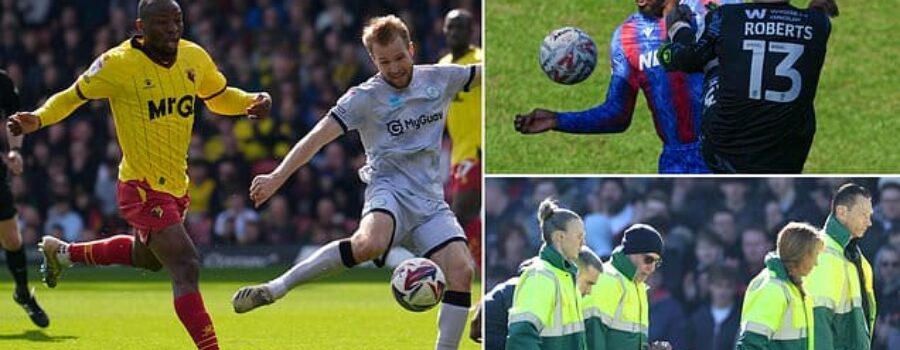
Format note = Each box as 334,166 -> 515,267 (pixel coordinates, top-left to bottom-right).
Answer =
362,15 -> 411,54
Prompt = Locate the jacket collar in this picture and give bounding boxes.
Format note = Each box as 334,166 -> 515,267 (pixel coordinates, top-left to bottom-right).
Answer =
610,248 -> 638,281
539,244 -> 577,275
824,214 -> 853,249
764,252 -> 790,282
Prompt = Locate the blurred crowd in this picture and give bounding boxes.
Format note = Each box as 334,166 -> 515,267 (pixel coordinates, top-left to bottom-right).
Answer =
486,178 -> 900,350
0,0 -> 481,247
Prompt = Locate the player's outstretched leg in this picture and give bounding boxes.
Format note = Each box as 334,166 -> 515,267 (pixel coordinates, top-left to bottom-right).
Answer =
149,224 -> 218,350
1,218 -> 49,327
232,211 -> 393,313
38,234 -> 136,288
429,241 -> 475,350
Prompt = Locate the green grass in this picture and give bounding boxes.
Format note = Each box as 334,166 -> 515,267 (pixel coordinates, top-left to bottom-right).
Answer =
485,0 -> 900,173
0,267 -> 481,349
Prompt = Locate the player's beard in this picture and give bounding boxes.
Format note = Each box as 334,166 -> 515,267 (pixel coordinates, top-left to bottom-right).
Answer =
385,65 -> 413,89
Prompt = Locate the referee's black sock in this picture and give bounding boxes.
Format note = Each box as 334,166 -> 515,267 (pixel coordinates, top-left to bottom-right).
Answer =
5,247 -> 30,299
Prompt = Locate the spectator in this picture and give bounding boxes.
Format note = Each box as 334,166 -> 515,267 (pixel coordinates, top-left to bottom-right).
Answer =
260,195 -> 298,245
683,231 -> 725,310
648,268 -> 687,350
584,179 -> 633,256
739,226 -> 772,285
43,196 -> 83,242
214,193 -> 260,244
718,179 -> 763,230
865,183 -> 900,258
874,247 -> 900,350
709,209 -> 741,261
766,178 -> 823,224
687,266 -> 742,350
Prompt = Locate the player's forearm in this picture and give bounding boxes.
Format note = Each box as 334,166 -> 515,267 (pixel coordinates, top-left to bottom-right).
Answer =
659,41 -> 707,73
33,83 -> 88,128
555,76 -> 636,134
661,11 -> 718,73
271,115 -> 343,181
203,87 -> 256,116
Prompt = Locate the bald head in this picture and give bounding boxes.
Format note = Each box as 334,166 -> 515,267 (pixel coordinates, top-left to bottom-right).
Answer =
443,9 -> 474,58
138,0 -> 180,20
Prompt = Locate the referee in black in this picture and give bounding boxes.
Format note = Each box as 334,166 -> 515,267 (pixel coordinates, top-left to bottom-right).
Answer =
659,0 -> 837,173
1,69 -> 49,328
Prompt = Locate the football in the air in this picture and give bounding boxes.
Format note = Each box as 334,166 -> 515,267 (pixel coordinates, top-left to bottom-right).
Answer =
539,26 -> 598,85
390,258 -> 446,312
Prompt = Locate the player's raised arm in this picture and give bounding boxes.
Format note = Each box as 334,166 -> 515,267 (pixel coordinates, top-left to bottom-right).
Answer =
7,51 -> 123,137
195,47 -> 271,119
514,28 -> 639,135
248,115 -> 343,207
7,82 -> 88,136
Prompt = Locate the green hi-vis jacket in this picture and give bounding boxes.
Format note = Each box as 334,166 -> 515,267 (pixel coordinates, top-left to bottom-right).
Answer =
804,215 -> 876,350
506,245 -> 587,350
736,253 -> 814,350
581,250 -> 649,350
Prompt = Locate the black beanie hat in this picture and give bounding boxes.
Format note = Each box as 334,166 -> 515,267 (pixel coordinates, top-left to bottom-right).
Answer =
621,224 -> 664,256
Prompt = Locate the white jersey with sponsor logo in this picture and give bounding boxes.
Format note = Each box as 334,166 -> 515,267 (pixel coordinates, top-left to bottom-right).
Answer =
329,64 -> 475,201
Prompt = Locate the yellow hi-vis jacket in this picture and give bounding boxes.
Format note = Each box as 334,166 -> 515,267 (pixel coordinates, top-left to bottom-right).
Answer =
506,244 -> 587,350
581,249 -> 649,350
736,253 -> 814,350
804,215 -> 876,350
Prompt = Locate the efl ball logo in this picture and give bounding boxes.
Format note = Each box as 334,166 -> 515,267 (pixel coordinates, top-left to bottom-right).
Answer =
390,258 -> 446,312
539,27 -> 598,85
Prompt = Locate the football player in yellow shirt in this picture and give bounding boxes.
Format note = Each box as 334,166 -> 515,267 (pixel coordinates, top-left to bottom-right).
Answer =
7,1 -> 270,348
439,9 -> 483,269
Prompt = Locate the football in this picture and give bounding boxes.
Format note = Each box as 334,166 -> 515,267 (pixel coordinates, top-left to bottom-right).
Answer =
390,258 -> 446,312
539,27 -> 597,85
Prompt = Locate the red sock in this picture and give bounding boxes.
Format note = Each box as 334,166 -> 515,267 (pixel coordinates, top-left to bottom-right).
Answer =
174,292 -> 218,350
69,235 -> 134,266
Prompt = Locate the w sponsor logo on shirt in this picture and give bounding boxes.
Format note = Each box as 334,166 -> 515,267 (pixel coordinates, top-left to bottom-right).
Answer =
386,112 -> 443,136
745,9 -> 767,19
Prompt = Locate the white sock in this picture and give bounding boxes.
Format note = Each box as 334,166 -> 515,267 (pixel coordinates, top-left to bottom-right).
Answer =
266,241 -> 348,299
435,303 -> 469,350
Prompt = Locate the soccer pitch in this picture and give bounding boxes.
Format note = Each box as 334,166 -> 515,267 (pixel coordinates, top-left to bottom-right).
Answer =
485,0 -> 900,173
0,267 -> 481,349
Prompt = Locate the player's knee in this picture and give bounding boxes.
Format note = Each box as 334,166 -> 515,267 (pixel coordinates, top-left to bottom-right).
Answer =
170,255 -> 200,285
0,221 -> 23,251
0,233 -> 22,251
350,213 -> 393,262
144,257 -> 163,272
444,255 -> 474,290
350,234 -> 388,263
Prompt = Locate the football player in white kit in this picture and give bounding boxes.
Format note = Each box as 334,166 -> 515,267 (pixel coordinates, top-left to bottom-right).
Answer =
231,15 -> 481,350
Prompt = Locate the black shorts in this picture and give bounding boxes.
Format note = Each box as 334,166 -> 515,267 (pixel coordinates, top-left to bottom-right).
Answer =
0,164 -> 15,220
